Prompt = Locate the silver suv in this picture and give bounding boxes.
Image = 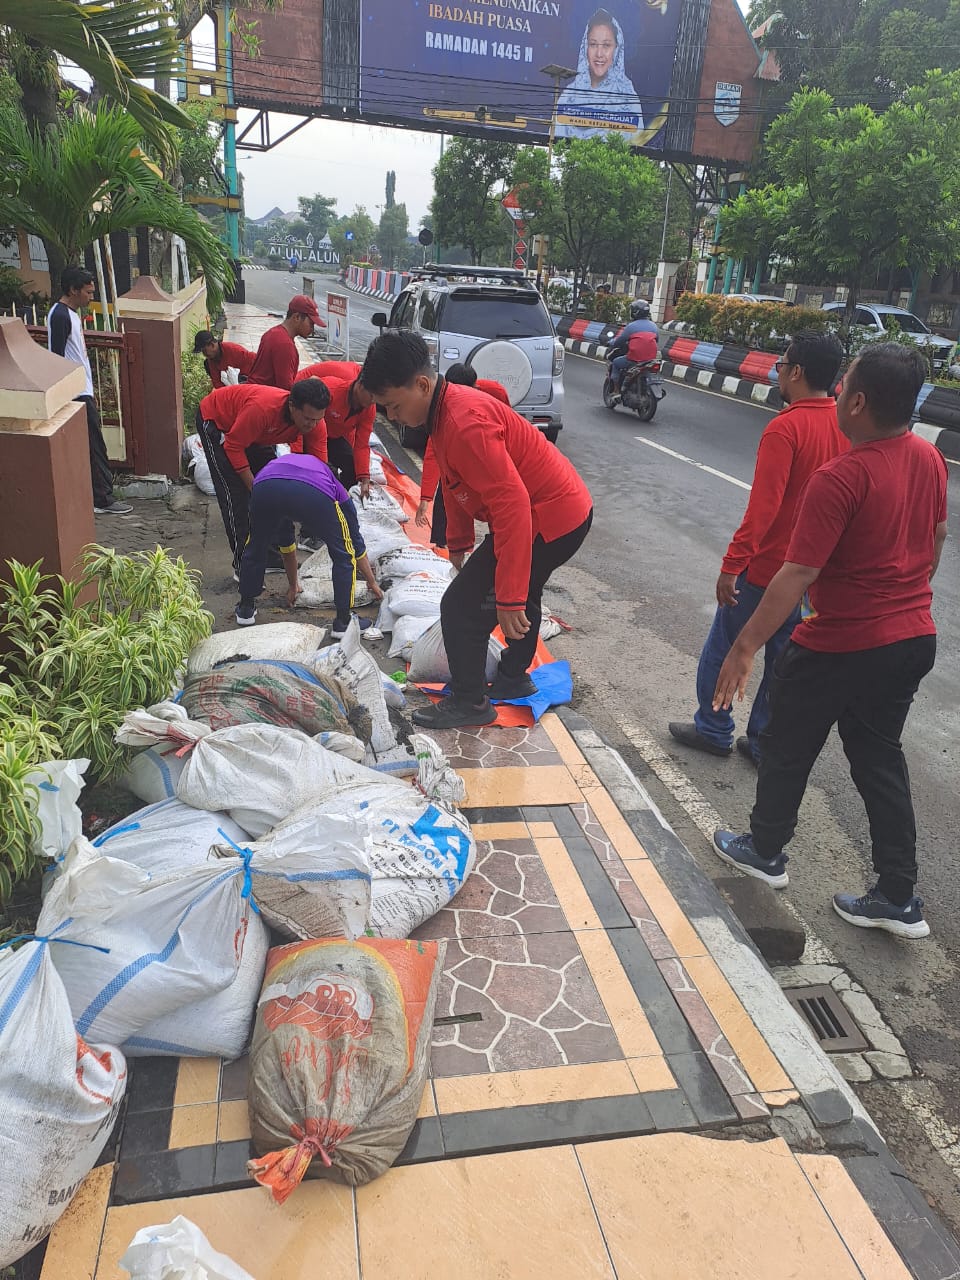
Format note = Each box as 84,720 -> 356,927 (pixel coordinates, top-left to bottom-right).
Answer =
821,302 -> 956,374
372,265 -> 565,444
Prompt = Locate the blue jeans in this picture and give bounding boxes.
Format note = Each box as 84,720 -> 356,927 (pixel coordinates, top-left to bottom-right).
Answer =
692,572 -> 801,759
610,354 -> 630,388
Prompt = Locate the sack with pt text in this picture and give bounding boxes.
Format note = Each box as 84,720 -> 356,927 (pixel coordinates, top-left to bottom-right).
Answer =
375,545 -> 452,582
349,483 -> 408,522
0,939 -> 127,1267
247,937 -> 445,1196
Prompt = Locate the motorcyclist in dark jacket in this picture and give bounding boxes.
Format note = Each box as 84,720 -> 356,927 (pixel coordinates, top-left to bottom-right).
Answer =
609,299 -> 659,390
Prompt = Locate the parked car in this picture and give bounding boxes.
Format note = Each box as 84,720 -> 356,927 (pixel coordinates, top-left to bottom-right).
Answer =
372,264 -> 565,446
821,302 -> 956,374
725,293 -> 796,306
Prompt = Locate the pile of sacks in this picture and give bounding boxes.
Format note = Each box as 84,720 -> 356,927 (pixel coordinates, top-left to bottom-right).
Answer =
0,618 -> 473,1266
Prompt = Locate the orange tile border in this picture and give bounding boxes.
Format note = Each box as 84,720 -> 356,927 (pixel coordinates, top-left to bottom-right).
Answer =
417,1081 -> 438,1119
434,1061 -> 638,1114
470,821 -> 530,841
39,1162 -> 113,1280
533,835 -> 603,931
683,954 -> 793,1094
168,1101 -> 218,1149
173,1056 -> 221,1107
576,927 -> 662,1059
576,785 -> 651,860
627,1056 -> 678,1093
525,820 -> 559,837
541,712 -> 588,767
622,859 -> 707,958
762,1089 -> 801,1108
463,765 -> 583,809
217,1099 -> 252,1143
356,1146 -> 615,1279
797,1154 -> 913,1280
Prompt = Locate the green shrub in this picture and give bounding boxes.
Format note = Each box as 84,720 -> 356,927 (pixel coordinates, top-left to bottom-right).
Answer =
675,293 -> 829,350
0,547 -> 212,902
181,345 -> 209,437
590,293 -> 630,327
0,262 -> 27,310
546,282 -> 572,313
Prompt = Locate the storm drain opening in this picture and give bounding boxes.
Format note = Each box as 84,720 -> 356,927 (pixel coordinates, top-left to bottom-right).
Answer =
786,985 -> 868,1052
433,1013 -> 483,1027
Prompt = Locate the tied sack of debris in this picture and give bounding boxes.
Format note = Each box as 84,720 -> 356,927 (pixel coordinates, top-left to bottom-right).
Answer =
248,936 -> 445,1196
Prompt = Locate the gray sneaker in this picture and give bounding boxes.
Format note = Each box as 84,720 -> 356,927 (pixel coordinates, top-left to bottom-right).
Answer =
94,499 -> 133,515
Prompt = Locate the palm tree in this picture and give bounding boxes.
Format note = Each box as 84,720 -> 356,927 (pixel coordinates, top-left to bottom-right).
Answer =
0,104 -> 232,310
0,0 -> 191,143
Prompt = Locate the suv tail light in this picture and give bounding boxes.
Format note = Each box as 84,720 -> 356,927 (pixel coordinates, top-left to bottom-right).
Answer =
553,340 -> 564,377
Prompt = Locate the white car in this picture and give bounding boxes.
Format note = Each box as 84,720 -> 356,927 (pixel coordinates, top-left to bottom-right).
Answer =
821,303 -> 955,374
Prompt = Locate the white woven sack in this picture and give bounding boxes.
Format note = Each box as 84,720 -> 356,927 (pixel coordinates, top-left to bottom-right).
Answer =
354,508 -> 407,562
90,799 -> 251,878
350,482 -> 408,522
375,545 -> 453,581
381,571 -> 450,620
387,613 -> 437,659
407,618 -> 502,685
120,1215 -> 255,1280
117,703 -> 210,804
295,545 -> 376,608
186,623 -> 325,677
311,618 -> 395,752
0,940 -> 127,1267
26,758 -> 89,862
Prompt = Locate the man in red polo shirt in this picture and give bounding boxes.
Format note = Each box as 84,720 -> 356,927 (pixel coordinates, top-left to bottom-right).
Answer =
197,378 -> 330,578
247,294 -> 325,390
297,359 -> 377,498
712,344 -> 947,939
362,332 -> 593,729
193,330 -> 256,389
669,332 -> 846,765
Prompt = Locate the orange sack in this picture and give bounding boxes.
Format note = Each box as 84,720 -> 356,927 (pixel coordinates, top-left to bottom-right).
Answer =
247,936 -> 445,1197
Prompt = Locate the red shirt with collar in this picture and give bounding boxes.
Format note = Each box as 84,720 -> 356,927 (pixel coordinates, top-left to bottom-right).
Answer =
419,378 -> 511,498
721,397 -> 847,589
199,384 -> 325,470
299,360 -> 362,384
297,361 -> 373,476
205,340 -> 256,388
247,323 -> 300,390
430,381 -> 592,610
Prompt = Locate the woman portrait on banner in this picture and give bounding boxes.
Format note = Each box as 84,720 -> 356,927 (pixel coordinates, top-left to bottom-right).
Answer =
555,8 -> 645,140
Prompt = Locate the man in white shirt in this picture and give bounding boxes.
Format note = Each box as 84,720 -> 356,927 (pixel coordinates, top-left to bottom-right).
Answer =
47,267 -> 131,516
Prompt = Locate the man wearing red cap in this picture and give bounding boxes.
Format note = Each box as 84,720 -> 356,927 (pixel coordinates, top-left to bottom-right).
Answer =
247,294 -> 326,391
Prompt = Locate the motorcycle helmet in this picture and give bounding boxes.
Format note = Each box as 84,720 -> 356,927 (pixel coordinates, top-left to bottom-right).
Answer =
630,299 -> 652,320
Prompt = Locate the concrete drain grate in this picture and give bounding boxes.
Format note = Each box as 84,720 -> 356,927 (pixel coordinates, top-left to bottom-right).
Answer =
786,984 -> 869,1052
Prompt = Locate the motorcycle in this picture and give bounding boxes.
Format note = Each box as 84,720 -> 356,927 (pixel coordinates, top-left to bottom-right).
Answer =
602,353 -> 666,421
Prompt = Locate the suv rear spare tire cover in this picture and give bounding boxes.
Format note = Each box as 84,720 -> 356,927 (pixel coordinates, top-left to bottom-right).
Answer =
466,340 -> 533,405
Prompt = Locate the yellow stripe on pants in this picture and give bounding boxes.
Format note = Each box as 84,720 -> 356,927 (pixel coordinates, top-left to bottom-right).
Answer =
335,502 -> 358,609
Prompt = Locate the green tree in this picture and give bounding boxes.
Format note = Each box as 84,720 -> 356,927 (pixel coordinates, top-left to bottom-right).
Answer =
512,135 -> 663,294
385,170 -> 396,209
431,138 -> 514,264
297,193 -> 338,242
329,204 -> 376,261
721,76 -> 960,315
0,104 -> 233,310
176,98 -> 223,199
378,202 -> 409,269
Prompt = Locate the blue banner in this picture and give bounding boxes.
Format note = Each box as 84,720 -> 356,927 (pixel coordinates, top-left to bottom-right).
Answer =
360,0 -> 685,151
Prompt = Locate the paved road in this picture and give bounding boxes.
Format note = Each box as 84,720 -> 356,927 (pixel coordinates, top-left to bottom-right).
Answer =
241,267 -> 960,1225
242,269 -> 385,362
555,351 -> 960,1228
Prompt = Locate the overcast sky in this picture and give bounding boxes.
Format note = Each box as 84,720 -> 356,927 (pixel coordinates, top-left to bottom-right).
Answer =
237,0 -> 754,226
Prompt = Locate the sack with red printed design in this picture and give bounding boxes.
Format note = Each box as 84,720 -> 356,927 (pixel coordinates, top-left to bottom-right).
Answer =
247,936 -> 445,1197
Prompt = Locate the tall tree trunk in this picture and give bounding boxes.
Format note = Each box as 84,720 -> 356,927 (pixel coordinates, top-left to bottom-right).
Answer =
14,40 -> 66,292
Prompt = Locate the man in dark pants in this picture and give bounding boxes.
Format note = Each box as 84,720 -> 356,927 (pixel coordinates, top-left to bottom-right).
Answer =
236,453 -> 383,634
46,266 -> 131,516
713,345 -> 947,939
361,333 -> 593,729
669,332 -> 846,765
197,379 -> 330,579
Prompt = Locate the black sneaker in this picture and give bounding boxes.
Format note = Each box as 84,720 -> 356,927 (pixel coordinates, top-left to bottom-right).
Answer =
736,736 -> 760,767
833,887 -> 930,939
712,829 -> 789,888
94,498 -> 133,515
668,722 -> 733,758
488,669 -> 538,700
235,602 -> 257,627
330,616 -> 374,640
412,696 -> 497,729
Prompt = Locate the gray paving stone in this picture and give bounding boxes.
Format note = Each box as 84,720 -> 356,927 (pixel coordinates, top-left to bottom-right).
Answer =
666,1052 -> 739,1127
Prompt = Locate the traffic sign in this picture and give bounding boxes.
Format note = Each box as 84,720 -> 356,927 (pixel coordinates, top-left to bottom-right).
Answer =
327,292 -> 350,356
345,230 -> 355,241
418,228 -> 435,246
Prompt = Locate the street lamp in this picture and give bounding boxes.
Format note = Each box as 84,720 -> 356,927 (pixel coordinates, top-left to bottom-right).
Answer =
536,63 -> 576,290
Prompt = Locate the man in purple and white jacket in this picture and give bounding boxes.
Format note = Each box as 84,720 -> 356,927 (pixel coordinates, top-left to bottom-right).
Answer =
235,453 -> 382,636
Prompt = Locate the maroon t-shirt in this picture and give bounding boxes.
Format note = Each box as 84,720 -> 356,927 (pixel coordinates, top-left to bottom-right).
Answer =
787,431 -> 947,652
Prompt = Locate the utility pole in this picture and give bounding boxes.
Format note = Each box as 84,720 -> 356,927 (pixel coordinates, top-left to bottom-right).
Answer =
536,64 -> 576,290
222,0 -> 241,261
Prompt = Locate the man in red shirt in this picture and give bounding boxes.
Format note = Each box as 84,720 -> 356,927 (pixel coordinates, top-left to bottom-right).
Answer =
713,344 -> 947,938
247,294 -> 324,390
193,331 -> 256,389
197,379 -> 330,579
297,359 -> 377,498
415,364 -> 512,544
362,332 -> 592,729
669,332 -> 845,765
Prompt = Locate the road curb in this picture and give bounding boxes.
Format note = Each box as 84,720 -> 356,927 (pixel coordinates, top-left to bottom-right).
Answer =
563,337 -> 960,458
556,704 -> 960,1278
